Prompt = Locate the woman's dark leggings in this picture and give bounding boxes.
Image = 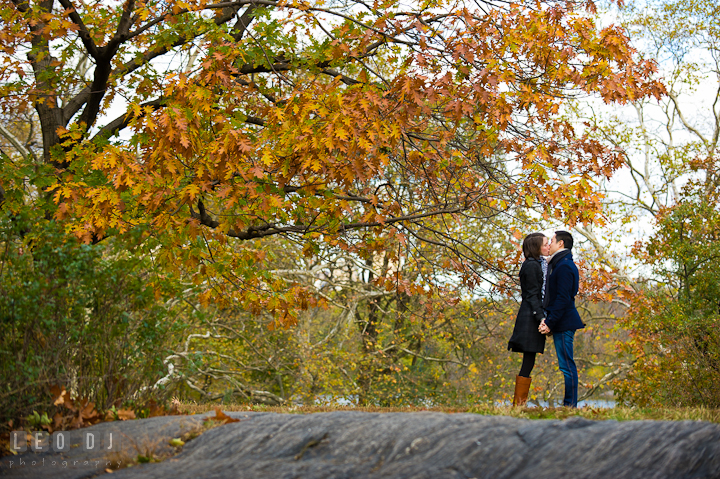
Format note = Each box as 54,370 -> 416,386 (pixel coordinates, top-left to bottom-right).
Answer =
519,352 -> 536,378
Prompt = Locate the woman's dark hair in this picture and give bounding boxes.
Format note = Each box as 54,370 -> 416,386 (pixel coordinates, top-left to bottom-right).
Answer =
522,233 -> 546,259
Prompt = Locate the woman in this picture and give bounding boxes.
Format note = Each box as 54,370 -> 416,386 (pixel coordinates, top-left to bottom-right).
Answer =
507,232 -> 550,406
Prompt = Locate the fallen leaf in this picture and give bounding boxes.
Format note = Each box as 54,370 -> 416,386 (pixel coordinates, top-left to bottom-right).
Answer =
169,437 -> 185,447
52,412 -> 65,430
209,407 -> 240,424
80,401 -> 99,420
146,399 -> 167,418
117,409 -> 136,421
52,386 -> 67,406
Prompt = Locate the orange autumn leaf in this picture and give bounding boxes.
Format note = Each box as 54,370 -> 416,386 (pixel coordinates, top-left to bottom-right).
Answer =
209,407 -> 241,424
116,409 -> 136,421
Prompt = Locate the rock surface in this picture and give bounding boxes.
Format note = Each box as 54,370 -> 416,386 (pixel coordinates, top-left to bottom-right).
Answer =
2,411 -> 720,478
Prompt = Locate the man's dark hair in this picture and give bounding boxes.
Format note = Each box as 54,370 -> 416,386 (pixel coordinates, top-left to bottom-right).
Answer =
522,233 -> 545,259
555,230 -> 574,250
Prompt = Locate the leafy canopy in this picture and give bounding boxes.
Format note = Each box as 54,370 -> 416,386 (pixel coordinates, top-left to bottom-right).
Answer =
0,0 -> 664,322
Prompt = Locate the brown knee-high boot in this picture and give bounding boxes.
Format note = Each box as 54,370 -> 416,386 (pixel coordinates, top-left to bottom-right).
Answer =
513,375 -> 532,406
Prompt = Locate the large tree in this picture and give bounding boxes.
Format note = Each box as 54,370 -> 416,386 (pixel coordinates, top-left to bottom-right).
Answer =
576,0 -> 720,407
0,0 -> 663,320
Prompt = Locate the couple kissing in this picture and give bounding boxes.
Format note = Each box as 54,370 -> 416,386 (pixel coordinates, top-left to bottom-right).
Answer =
507,231 -> 585,408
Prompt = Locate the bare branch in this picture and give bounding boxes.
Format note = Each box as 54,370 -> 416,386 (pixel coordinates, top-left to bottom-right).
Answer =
394,346 -> 469,367
577,360 -> 634,402
668,92 -> 709,146
0,124 -> 33,159
632,103 -> 661,210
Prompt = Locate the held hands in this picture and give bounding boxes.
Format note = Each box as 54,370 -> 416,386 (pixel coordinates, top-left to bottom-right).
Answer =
539,319 -> 551,335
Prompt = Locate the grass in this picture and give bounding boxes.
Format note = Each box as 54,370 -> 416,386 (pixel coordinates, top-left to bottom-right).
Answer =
173,402 -> 720,423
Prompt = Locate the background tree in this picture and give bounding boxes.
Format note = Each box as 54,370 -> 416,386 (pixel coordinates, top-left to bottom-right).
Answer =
0,0 -> 664,418
567,0 -> 720,406
617,194 -> 720,407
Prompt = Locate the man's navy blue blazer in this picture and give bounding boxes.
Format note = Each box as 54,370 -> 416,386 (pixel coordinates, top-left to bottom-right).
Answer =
542,250 -> 585,332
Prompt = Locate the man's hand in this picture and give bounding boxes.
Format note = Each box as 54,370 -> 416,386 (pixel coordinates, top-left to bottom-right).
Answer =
539,319 -> 551,335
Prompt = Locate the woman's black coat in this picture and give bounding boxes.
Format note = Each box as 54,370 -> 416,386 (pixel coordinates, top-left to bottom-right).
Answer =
508,257 -> 546,354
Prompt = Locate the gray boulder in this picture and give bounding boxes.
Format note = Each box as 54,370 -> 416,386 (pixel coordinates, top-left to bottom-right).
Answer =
2,411 -> 719,478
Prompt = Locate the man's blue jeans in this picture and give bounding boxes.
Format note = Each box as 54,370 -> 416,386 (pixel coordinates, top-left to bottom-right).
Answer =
553,330 -> 578,407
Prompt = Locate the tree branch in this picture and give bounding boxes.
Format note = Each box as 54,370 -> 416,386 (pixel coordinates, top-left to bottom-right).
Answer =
9,0 -> 30,14
63,85 -> 91,123
190,199 -> 467,241
91,97 -> 166,141
232,3 -> 262,41
394,346 -> 469,367
0,124 -> 33,159
321,67 -> 362,86
668,92 -> 709,146
70,0 -> 244,132
577,360 -> 634,402
104,0 -> 137,55
57,0 -> 101,59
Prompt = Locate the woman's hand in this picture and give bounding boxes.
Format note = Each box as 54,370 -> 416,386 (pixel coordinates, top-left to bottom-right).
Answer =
539,320 -> 551,335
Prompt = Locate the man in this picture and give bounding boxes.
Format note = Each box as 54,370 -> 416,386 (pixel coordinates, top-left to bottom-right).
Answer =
539,231 -> 584,407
